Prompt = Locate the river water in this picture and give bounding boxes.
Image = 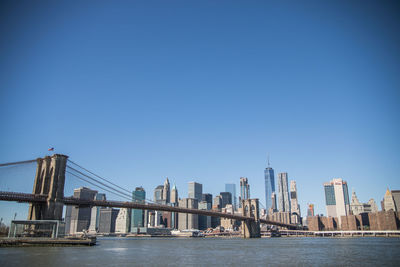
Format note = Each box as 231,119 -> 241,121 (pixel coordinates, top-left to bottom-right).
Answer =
1,237 -> 400,266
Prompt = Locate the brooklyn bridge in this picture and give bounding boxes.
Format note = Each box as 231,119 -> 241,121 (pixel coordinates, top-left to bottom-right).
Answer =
0,154 -> 301,238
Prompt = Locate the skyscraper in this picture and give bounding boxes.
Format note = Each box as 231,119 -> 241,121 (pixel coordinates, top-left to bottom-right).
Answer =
307,204 -> 315,217
163,177 -> 170,203
178,198 -> 198,230
225,184 -> 237,210
264,159 -> 275,211
220,192 -> 232,209
240,177 -> 250,204
289,180 -> 301,224
277,173 -> 290,212
131,187 -> 146,231
202,193 -> 213,204
154,185 -> 164,204
89,192 -> 106,233
188,182 -> 202,201
382,188 -> 397,211
68,187 -> 98,234
323,178 -> 350,220
171,184 -> 178,204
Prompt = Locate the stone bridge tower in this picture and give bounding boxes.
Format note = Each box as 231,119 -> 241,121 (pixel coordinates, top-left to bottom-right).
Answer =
241,198 -> 261,238
28,154 -> 68,220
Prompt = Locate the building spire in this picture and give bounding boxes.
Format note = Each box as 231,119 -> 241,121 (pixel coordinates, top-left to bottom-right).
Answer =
267,154 -> 270,168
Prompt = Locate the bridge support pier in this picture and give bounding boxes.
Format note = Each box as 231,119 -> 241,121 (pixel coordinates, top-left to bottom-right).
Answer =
27,154 -> 68,220
241,199 -> 261,238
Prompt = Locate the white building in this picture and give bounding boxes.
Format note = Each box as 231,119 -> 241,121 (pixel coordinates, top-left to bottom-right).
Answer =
323,178 -> 350,225
115,208 -> 131,233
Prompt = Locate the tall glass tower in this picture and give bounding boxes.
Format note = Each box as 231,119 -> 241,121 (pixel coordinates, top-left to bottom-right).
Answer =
264,158 -> 275,211
225,183 -> 237,210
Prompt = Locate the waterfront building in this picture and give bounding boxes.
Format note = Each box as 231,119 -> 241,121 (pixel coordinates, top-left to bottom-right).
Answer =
198,201 -> 212,230
188,182 -> 202,201
98,208 -> 119,234
154,185 -> 164,204
67,187 -> 98,234
382,188 -> 397,211
323,178 -> 350,221
213,195 -> 222,210
239,177 -> 250,208
163,177 -> 170,203
115,208 -> 131,233
88,192 -> 106,233
202,193 -> 213,204
307,204 -> 315,217
264,159 -> 275,212
350,191 -> 379,215
131,187 -> 146,231
290,180 -> 301,224
220,192 -> 232,209
267,211 -> 291,226
392,190 -> 400,210
277,173 -> 290,212
178,198 -> 198,230
171,184 -> 178,204
225,184 -> 237,210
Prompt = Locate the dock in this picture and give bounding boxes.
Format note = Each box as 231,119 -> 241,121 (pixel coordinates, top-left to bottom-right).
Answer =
0,237 -> 96,247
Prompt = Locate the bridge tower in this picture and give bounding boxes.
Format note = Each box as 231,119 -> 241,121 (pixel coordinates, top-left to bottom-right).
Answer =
27,154 -> 68,220
241,199 -> 261,238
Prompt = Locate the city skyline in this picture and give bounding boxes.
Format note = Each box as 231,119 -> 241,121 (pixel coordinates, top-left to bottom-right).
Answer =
1,0 -> 400,222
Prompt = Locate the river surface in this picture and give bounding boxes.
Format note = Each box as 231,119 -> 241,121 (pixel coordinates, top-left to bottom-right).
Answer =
1,237 -> 400,266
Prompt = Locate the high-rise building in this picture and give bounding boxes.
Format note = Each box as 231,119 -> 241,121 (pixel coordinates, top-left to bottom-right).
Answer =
213,195 -> 222,210
225,184 -> 237,210
163,177 -> 170,203
323,178 -> 350,220
98,208 -> 119,233
154,185 -> 164,204
350,191 -> 379,215
220,192 -> 232,209
198,201 -> 212,230
270,192 -> 277,214
188,182 -> 202,201
240,177 -> 250,204
264,159 -> 275,211
277,173 -> 290,212
290,180 -> 301,224
392,190 -> 400,211
115,208 -> 131,233
89,193 -> 106,233
382,188 -> 397,211
171,184 -> 179,204
307,204 -> 315,217
131,187 -> 146,231
178,198 -> 198,230
202,193 -> 213,204
68,187 -> 98,234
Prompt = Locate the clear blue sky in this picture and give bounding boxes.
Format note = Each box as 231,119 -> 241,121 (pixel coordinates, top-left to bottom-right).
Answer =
1,0 -> 399,225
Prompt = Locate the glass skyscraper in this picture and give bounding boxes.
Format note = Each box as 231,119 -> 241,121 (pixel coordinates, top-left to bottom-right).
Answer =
188,182 -> 203,201
225,183 -> 237,209
131,187 -> 146,230
264,164 -> 275,211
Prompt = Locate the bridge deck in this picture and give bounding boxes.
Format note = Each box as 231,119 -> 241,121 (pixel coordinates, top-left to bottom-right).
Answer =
0,191 -> 298,229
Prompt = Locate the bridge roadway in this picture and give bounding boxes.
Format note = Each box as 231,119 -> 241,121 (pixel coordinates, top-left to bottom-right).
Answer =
0,191 -> 298,229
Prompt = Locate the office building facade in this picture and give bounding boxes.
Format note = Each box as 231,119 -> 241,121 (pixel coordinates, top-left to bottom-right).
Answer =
225,184 -> 237,210
188,182 -> 202,201
323,178 -> 350,219
277,173 -> 290,212
264,164 -> 275,212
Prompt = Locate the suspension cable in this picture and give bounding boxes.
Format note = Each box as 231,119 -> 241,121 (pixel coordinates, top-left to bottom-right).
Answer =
66,170 -> 132,201
67,159 -> 132,194
66,165 -> 133,199
0,159 -> 36,167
